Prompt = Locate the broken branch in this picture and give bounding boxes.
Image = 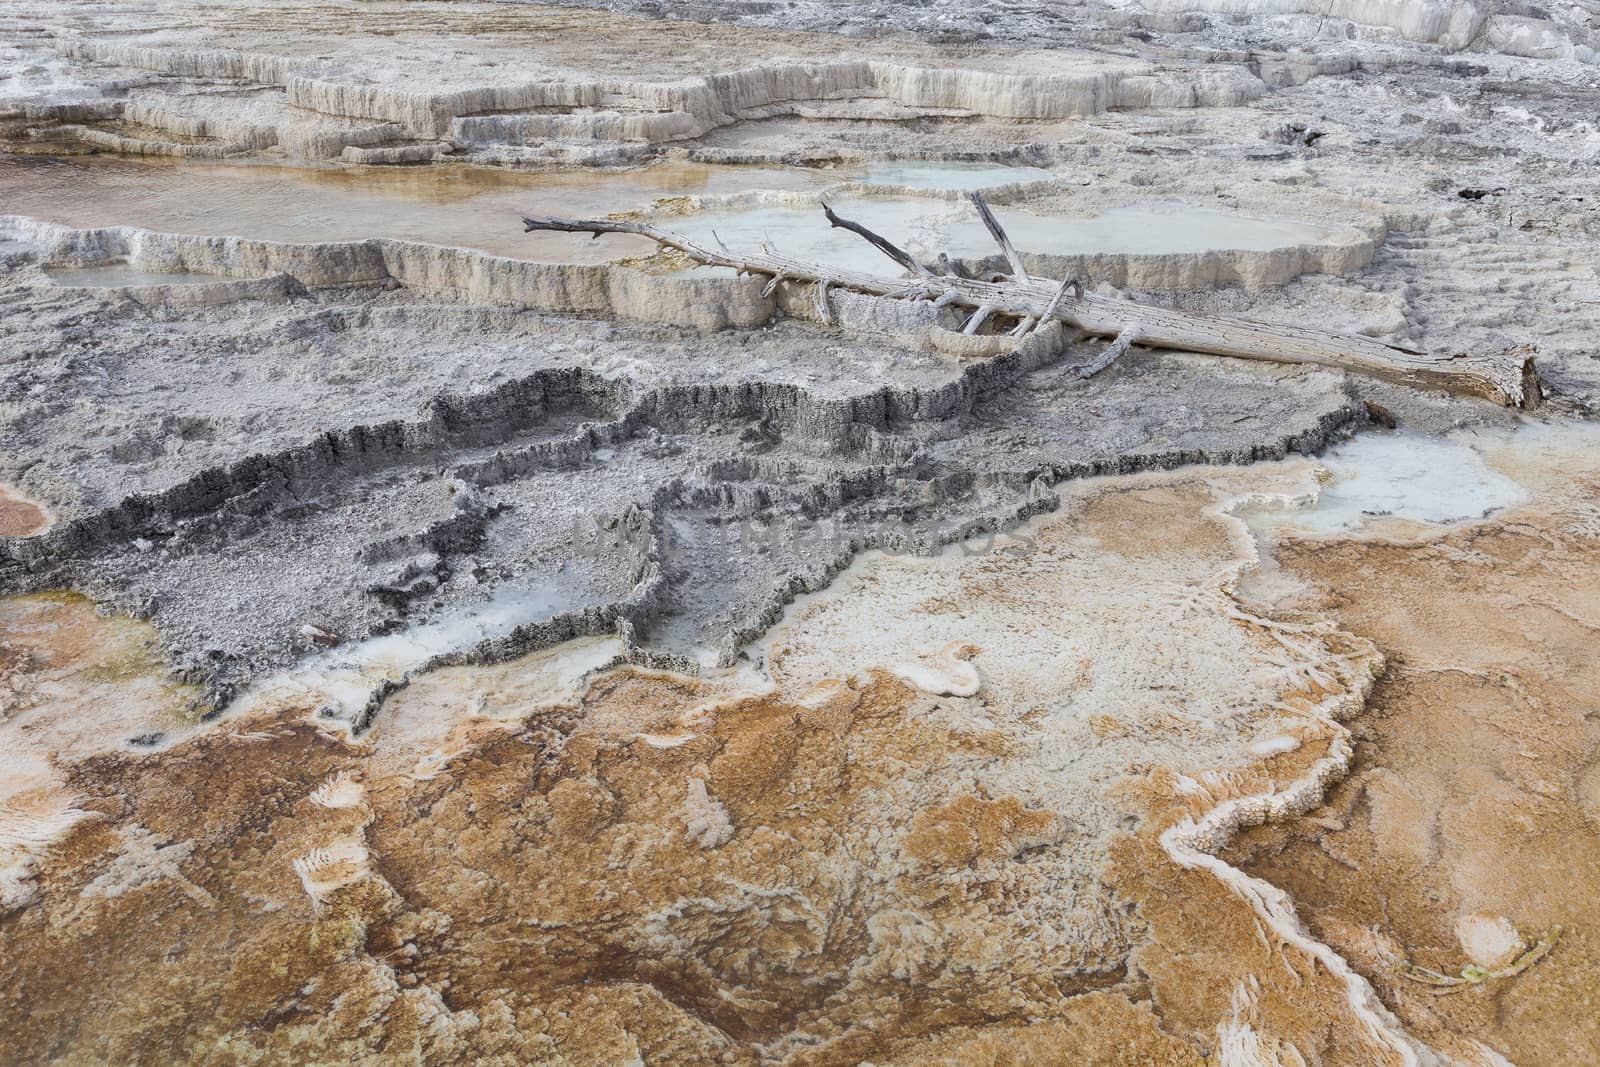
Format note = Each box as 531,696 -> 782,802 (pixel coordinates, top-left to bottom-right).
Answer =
1075,325 -> 1141,379
521,209 -> 1540,408
1030,275 -> 1081,336
822,199 -> 929,276
967,192 -> 1030,282
963,304 -> 996,336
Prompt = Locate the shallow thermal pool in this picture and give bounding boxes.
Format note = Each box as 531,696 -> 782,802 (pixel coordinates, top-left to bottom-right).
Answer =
0,153 -> 1054,263
0,153 -> 833,262
1245,430 -> 1528,534
2,154 -> 1315,273
44,265 -> 229,287
669,196 -> 1341,275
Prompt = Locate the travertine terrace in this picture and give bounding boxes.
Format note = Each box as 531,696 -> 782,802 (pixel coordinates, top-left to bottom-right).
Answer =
3,1 -> 1599,1064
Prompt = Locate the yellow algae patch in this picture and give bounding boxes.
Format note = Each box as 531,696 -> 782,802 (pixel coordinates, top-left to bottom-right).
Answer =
13,431 -> 1597,1064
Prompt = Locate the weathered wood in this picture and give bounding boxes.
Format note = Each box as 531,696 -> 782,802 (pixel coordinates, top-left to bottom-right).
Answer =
521,210 -> 1540,408
1029,274 -> 1081,336
1075,325 -> 1141,379
822,200 -> 928,276
967,192 -> 1029,282
964,304 -> 996,336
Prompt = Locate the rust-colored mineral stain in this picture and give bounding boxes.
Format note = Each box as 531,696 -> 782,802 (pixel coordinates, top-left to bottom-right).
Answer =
1229,464 -> 1600,1065
11,446 -> 1600,1064
0,486 -> 49,537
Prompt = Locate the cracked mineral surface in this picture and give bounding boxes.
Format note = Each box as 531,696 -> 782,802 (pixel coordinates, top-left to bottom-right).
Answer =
3,0 -> 1599,1063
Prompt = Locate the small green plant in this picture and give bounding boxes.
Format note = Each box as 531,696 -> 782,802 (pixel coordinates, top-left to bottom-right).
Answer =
1402,925 -> 1562,995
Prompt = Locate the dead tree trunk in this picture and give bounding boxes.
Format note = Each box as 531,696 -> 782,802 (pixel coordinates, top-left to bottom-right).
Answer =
523,197 -> 1539,408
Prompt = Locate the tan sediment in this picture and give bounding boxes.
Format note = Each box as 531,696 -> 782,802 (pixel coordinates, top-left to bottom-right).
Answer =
0,486 -> 50,537
8,429 -> 1598,1062
0,592 -> 203,741
1228,423 -> 1600,1065
0,459 -> 1361,1063
0,592 -> 202,912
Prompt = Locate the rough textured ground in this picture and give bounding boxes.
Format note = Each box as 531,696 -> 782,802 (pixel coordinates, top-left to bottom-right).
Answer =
6,431 -> 1595,1064
1230,425 -> 1600,1066
3,1 -> 1599,1064
0,456 -> 1411,1064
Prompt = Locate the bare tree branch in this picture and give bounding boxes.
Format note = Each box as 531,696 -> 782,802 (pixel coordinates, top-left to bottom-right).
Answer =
967,192 -> 1030,282
519,211 -> 1540,408
821,200 -> 930,276
1074,325 -> 1141,378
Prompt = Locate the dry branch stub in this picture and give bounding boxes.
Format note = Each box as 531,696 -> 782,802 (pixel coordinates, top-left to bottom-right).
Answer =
967,191 -> 1031,282
521,202 -> 1540,408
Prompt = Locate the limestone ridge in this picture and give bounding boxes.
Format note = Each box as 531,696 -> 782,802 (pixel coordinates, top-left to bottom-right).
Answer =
22,42 -> 1266,161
